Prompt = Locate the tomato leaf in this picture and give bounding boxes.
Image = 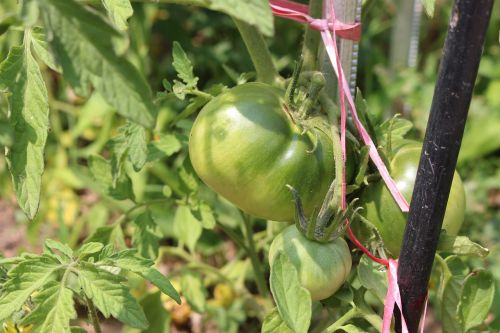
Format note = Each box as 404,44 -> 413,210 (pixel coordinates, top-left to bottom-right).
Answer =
101,0 -> 133,31
181,271 -> 207,313
39,0 -> 156,127
172,41 -> 198,89
78,262 -> 149,329
44,239 -> 74,261
437,234 -> 489,258
21,281 -> 76,333
109,252 -> 180,304
0,38 -> 49,220
111,121 -> 148,182
132,211 -> 161,260
31,26 -> 61,72
88,155 -> 135,201
147,133 -> 182,162
270,251 -> 312,333
459,270 -> 495,332
261,308 -> 294,333
207,0 -> 274,36
442,275 -> 464,333
0,256 -> 61,321
173,205 -> 202,253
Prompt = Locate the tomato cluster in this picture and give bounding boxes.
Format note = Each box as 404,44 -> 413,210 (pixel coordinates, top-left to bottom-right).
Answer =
188,81 -> 466,301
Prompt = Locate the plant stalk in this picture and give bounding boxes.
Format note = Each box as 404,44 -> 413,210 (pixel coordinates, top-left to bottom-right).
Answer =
85,295 -> 102,333
301,0 -> 324,71
232,18 -> 278,85
325,307 -> 359,332
242,214 -> 270,298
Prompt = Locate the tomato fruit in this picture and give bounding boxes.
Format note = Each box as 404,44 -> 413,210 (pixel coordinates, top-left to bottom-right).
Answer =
357,143 -> 466,256
189,82 -> 353,222
269,225 -> 352,301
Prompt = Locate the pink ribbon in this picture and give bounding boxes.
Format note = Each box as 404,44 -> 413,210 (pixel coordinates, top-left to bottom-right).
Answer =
270,0 -> 361,41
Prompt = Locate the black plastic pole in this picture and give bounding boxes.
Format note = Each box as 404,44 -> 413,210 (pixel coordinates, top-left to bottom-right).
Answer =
396,0 -> 493,332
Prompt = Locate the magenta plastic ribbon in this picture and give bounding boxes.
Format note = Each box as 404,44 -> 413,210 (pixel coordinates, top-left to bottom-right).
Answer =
382,259 -> 409,333
270,0 -> 361,41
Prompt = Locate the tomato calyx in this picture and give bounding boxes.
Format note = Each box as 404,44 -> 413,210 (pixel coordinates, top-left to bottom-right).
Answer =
287,182 -> 361,243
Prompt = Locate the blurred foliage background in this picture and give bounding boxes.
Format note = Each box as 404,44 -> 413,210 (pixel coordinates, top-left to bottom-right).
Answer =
0,0 -> 499,331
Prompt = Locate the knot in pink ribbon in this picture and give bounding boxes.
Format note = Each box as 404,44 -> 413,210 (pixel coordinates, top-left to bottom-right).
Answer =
270,0 -> 362,41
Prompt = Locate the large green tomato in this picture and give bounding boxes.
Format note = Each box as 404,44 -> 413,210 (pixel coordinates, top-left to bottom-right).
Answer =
269,225 -> 352,301
189,82 -> 353,222
357,144 -> 466,256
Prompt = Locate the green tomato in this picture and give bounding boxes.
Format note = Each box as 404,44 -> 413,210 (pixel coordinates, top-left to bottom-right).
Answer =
189,82 -> 353,222
269,225 -> 352,301
357,144 -> 466,256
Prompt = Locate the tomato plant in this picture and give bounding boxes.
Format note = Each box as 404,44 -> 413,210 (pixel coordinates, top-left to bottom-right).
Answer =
357,143 -> 466,256
189,82 -> 353,222
269,225 -> 352,301
0,0 -> 497,332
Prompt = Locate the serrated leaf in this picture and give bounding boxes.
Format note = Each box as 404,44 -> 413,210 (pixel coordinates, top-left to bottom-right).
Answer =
88,155 -> 135,201
111,122 -> 148,182
78,263 -> 148,329
459,270 -> 494,331
147,133 -> 182,162
442,276 -> 464,333
21,281 -> 76,333
0,39 -> 49,219
132,212 -> 160,260
76,242 -> 104,257
261,308 -> 293,333
30,27 -> 60,72
102,0 -> 133,31
181,271 -> 207,313
437,234 -> 489,258
172,42 -> 198,88
109,251 -> 181,304
173,205 -> 202,253
270,252 -> 311,333
44,239 -> 73,260
39,0 -> 156,127
0,256 -> 61,321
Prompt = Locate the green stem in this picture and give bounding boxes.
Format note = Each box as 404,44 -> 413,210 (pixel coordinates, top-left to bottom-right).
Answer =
242,214 -> 270,298
85,295 -> 102,333
188,89 -> 213,100
301,0 -> 323,71
321,94 -> 344,214
217,222 -> 249,252
232,18 -> 278,85
325,307 -> 359,332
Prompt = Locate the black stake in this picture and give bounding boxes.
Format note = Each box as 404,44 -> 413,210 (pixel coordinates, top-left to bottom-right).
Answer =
395,0 -> 493,332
